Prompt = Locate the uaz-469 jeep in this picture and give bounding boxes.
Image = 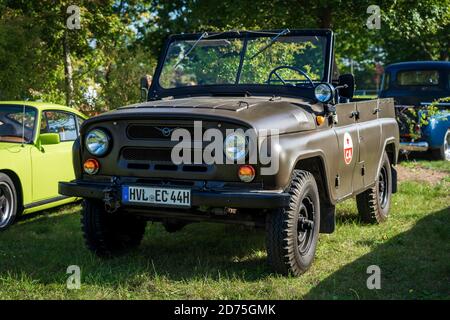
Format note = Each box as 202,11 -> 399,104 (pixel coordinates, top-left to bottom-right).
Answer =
60,29 -> 399,276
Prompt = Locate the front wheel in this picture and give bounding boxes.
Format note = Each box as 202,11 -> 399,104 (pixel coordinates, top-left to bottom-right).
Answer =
266,170 -> 320,276
81,199 -> 146,256
432,129 -> 450,161
0,173 -> 18,231
356,152 -> 392,223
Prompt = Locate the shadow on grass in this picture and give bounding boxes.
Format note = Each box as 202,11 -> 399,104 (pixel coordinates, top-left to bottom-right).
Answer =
305,207 -> 450,299
398,151 -> 434,162
16,202 -> 81,223
2,204 -> 448,297
335,212 -> 361,224
1,208 -> 270,284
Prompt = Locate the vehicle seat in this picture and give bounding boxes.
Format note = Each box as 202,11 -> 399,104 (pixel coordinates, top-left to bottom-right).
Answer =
0,123 -> 18,136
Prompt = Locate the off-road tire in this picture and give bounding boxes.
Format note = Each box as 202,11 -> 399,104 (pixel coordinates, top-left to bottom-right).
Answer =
356,152 -> 392,223
432,129 -> 449,161
266,170 -> 320,276
0,173 -> 18,231
81,199 -> 146,256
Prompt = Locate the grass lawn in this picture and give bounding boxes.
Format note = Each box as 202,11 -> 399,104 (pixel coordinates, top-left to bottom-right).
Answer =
400,159 -> 450,173
0,161 -> 449,300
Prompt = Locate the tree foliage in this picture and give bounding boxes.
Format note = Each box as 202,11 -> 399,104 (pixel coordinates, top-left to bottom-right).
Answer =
0,0 -> 448,110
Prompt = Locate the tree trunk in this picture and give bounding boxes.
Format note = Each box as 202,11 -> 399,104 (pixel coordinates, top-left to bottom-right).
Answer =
63,30 -> 74,107
319,5 -> 332,28
440,49 -> 449,61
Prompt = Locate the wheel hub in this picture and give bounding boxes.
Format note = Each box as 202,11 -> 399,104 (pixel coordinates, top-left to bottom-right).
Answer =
445,131 -> 450,160
297,196 -> 315,256
298,216 -> 314,231
0,183 -> 12,227
378,166 -> 388,208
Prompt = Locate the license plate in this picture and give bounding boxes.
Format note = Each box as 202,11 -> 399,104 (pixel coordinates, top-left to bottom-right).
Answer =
122,186 -> 191,207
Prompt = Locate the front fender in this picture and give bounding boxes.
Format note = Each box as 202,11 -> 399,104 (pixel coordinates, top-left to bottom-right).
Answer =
261,129 -> 338,203
421,111 -> 450,149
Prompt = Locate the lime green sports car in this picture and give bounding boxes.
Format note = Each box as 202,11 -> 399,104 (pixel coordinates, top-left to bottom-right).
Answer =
0,101 -> 87,230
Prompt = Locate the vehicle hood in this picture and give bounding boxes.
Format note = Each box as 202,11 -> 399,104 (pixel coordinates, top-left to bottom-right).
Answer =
87,97 -> 319,134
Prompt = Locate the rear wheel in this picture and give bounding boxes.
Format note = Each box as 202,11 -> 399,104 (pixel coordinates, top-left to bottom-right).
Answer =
266,170 -> 320,276
81,199 -> 146,256
0,173 -> 18,231
432,129 -> 450,161
356,152 -> 392,223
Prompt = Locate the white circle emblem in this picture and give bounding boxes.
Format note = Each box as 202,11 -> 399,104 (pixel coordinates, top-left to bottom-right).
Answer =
343,132 -> 353,165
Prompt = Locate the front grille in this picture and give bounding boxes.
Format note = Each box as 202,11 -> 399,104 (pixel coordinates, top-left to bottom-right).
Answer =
114,119 -> 249,179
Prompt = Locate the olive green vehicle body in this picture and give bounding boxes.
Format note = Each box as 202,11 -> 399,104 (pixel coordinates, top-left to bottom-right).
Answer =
59,96 -> 398,231
0,101 -> 86,216
59,29 -> 399,232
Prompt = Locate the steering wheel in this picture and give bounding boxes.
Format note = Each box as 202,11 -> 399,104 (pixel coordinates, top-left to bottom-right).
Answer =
267,66 -> 314,87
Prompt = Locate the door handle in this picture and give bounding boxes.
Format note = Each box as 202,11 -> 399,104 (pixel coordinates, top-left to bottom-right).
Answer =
350,110 -> 360,120
373,108 -> 381,114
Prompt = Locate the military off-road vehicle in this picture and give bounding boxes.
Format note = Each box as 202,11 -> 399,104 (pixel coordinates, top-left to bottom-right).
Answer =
59,29 -> 399,276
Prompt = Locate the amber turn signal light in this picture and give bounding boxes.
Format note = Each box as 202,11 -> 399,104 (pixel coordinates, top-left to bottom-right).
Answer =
238,165 -> 256,182
83,158 -> 100,175
316,115 -> 325,126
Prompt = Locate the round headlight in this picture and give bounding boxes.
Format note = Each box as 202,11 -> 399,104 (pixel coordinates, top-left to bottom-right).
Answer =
314,83 -> 334,103
85,129 -> 110,156
224,132 -> 247,161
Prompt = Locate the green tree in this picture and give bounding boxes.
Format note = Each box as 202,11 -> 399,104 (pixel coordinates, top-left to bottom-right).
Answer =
0,0 -> 154,110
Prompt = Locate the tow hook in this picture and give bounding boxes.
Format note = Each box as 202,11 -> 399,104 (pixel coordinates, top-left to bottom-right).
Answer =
104,188 -> 120,213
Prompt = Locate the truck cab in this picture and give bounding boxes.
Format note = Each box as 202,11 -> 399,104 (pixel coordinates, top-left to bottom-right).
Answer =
379,61 -> 450,160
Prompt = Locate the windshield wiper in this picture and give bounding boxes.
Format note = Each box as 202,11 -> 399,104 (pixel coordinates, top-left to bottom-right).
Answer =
174,32 -> 209,68
249,28 -> 290,60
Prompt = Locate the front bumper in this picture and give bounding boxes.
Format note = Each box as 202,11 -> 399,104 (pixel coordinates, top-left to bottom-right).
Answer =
58,181 -> 290,209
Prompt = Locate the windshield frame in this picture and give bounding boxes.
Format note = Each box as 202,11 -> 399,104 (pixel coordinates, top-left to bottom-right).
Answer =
0,104 -> 38,145
148,29 -> 334,100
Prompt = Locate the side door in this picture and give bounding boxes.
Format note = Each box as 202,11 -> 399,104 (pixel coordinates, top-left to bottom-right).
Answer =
31,110 -> 80,202
356,101 -> 381,188
333,102 -> 362,199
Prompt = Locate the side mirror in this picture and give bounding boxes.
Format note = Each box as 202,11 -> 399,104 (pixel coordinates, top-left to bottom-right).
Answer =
40,133 -> 60,145
337,74 -> 355,100
140,75 -> 152,101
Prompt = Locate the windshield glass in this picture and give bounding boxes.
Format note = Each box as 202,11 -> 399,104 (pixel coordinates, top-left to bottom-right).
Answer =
0,105 -> 37,143
159,35 -> 327,89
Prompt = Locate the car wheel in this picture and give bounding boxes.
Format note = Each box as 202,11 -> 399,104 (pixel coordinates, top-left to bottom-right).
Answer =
432,129 -> 450,161
0,173 -> 18,231
266,170 -> 320,276
356,152 -> 392,223
81,199 -> 146,256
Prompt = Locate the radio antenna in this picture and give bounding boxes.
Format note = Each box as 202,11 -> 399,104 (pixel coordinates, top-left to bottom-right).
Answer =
21,105 -> 25,147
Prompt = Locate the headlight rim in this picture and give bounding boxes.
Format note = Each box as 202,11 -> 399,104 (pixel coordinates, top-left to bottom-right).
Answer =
84,128 -> 111,157
224,131 -> 248,162
314,83 -> 335,103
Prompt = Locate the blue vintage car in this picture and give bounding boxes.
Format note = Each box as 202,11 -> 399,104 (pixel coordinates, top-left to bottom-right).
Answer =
379,61 -> 450,160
